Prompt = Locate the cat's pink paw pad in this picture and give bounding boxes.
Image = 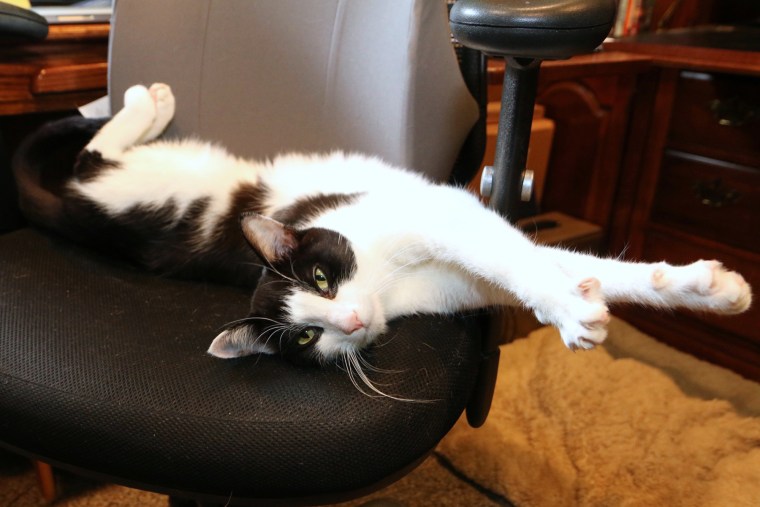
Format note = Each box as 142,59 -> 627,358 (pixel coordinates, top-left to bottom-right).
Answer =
666,260 -> 753,314
578,277 -> 601,299
651,267 -> 669,290
149,83 -> 173,105
558,300 -> 610,352
148,83 -> 175,117
582,309 -> 610,330
705,263 -> 752,314
691,260 -> 723,294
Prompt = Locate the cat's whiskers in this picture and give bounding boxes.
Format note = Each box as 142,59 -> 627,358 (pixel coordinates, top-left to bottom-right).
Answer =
367,253 -> 422,295
379,242 -> 427,266
357,352 -> 401,374
370,330 -> 401,349
251,262 -> 301,287
239,260 -> 268,272
258,324 -> 291,348
287,258 -> 311,288
253,279 -> 288,291
379,247 -> 431,275
616,243 -> 630,261
341,348 -> 427,403
219,315 -> 281,330
277,327 -> 290,351
372,271 -> 421,297
371,258 -> 430,296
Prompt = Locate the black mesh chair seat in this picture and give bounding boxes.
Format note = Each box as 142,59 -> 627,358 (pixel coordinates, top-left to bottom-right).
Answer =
0,228 -> 482,504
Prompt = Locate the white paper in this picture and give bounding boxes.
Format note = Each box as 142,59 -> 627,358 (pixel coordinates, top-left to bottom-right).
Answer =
78,95 -> 111,118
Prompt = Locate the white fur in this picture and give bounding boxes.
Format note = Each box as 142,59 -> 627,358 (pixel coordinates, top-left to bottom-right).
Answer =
77,84 -> 754,359
75,140 -> 260,241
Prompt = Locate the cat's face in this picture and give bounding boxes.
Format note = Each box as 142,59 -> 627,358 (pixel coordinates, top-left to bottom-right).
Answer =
207,214 -> 387,365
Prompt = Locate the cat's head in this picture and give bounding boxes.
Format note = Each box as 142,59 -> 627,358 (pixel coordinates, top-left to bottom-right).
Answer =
207,213 -> 387,365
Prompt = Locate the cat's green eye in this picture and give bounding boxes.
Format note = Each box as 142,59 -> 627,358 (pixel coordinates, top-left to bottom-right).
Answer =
297,328 -> 318,346
313,266 -> 329,293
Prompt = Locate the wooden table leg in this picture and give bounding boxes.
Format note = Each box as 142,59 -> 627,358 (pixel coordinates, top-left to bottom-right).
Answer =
34,461 -> 57,502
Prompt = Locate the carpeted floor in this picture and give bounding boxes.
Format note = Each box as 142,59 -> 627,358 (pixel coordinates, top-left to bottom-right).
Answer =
2,317 -> 759,506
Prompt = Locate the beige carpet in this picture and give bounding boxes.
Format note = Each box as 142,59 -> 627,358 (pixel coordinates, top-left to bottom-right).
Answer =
2,317 -> 759,506
437,317 -> 760,507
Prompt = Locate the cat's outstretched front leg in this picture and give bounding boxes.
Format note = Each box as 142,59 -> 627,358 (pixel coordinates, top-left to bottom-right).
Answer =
540,247 -> 752,315
405,186 -> 612,350
85,83 -> 175,159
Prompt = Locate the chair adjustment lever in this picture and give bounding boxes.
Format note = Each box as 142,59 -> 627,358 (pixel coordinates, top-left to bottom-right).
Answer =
481,166 -> 534,203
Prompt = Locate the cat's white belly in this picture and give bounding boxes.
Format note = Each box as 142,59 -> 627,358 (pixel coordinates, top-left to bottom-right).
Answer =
71,139 -> 261,240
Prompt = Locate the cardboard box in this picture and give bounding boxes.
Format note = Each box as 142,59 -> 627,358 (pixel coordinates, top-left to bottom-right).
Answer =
517,211 -> 602,253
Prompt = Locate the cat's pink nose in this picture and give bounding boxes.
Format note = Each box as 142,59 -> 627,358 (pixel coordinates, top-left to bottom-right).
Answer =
340,311 -> 365,335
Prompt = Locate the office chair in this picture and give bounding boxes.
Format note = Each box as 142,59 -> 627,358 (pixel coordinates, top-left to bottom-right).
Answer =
0,0 -> 615,505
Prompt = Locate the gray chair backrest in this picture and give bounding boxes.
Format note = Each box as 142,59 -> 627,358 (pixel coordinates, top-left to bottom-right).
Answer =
109,0 -> 479,182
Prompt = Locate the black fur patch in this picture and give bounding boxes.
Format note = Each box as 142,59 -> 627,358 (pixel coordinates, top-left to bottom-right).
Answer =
59,191 -> 262,287
220,181 -> 271,238
12,116 -> 108,228
74,150 -> 119,182
242,226 -> 358,365
198,182 -> 271,285
272,192 -> 361,227
13,116 -> 108,195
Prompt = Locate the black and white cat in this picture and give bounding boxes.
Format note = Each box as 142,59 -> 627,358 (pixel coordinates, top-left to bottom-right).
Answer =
14,83 -> 752,370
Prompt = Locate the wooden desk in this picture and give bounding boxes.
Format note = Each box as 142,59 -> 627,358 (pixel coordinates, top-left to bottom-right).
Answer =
0,23 -> 108,232
0,23 -> 109,116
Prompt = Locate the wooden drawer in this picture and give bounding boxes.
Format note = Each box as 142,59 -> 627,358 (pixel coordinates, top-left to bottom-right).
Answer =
650,150 -> 760,253
641,229 -> 759,345
668,71 -> 760,167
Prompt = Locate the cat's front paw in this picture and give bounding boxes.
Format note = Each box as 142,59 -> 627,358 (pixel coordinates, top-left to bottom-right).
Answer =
654,260 -> 752,314
535,277 -> 611,351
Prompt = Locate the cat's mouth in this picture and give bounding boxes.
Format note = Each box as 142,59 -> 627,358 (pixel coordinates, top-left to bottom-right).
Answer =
314,320 -> 384,359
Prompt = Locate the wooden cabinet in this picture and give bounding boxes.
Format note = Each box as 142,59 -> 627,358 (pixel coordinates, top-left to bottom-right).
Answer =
535,54 -> 650,234
487,35 -> 760,381
487,52 -> 651,236
608,54 -> 760,380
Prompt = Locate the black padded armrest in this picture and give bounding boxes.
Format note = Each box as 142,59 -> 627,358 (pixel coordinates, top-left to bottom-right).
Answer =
0,1 -> 48,40
450,0 -> 616,60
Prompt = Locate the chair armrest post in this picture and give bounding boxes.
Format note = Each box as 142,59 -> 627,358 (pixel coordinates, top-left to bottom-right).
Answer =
489,57 -> 541,221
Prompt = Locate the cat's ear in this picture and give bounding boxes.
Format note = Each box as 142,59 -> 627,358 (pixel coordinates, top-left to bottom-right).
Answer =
240,213 -> 298,265
207,323 -> 275,359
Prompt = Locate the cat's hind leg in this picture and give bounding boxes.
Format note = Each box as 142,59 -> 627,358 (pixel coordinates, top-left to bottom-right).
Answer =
139,83 -> 175,143
83,84 -> 173,159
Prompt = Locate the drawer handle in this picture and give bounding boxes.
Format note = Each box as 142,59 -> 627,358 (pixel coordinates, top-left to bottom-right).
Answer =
694,179 -> 739,208
710,98 -> 757,127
